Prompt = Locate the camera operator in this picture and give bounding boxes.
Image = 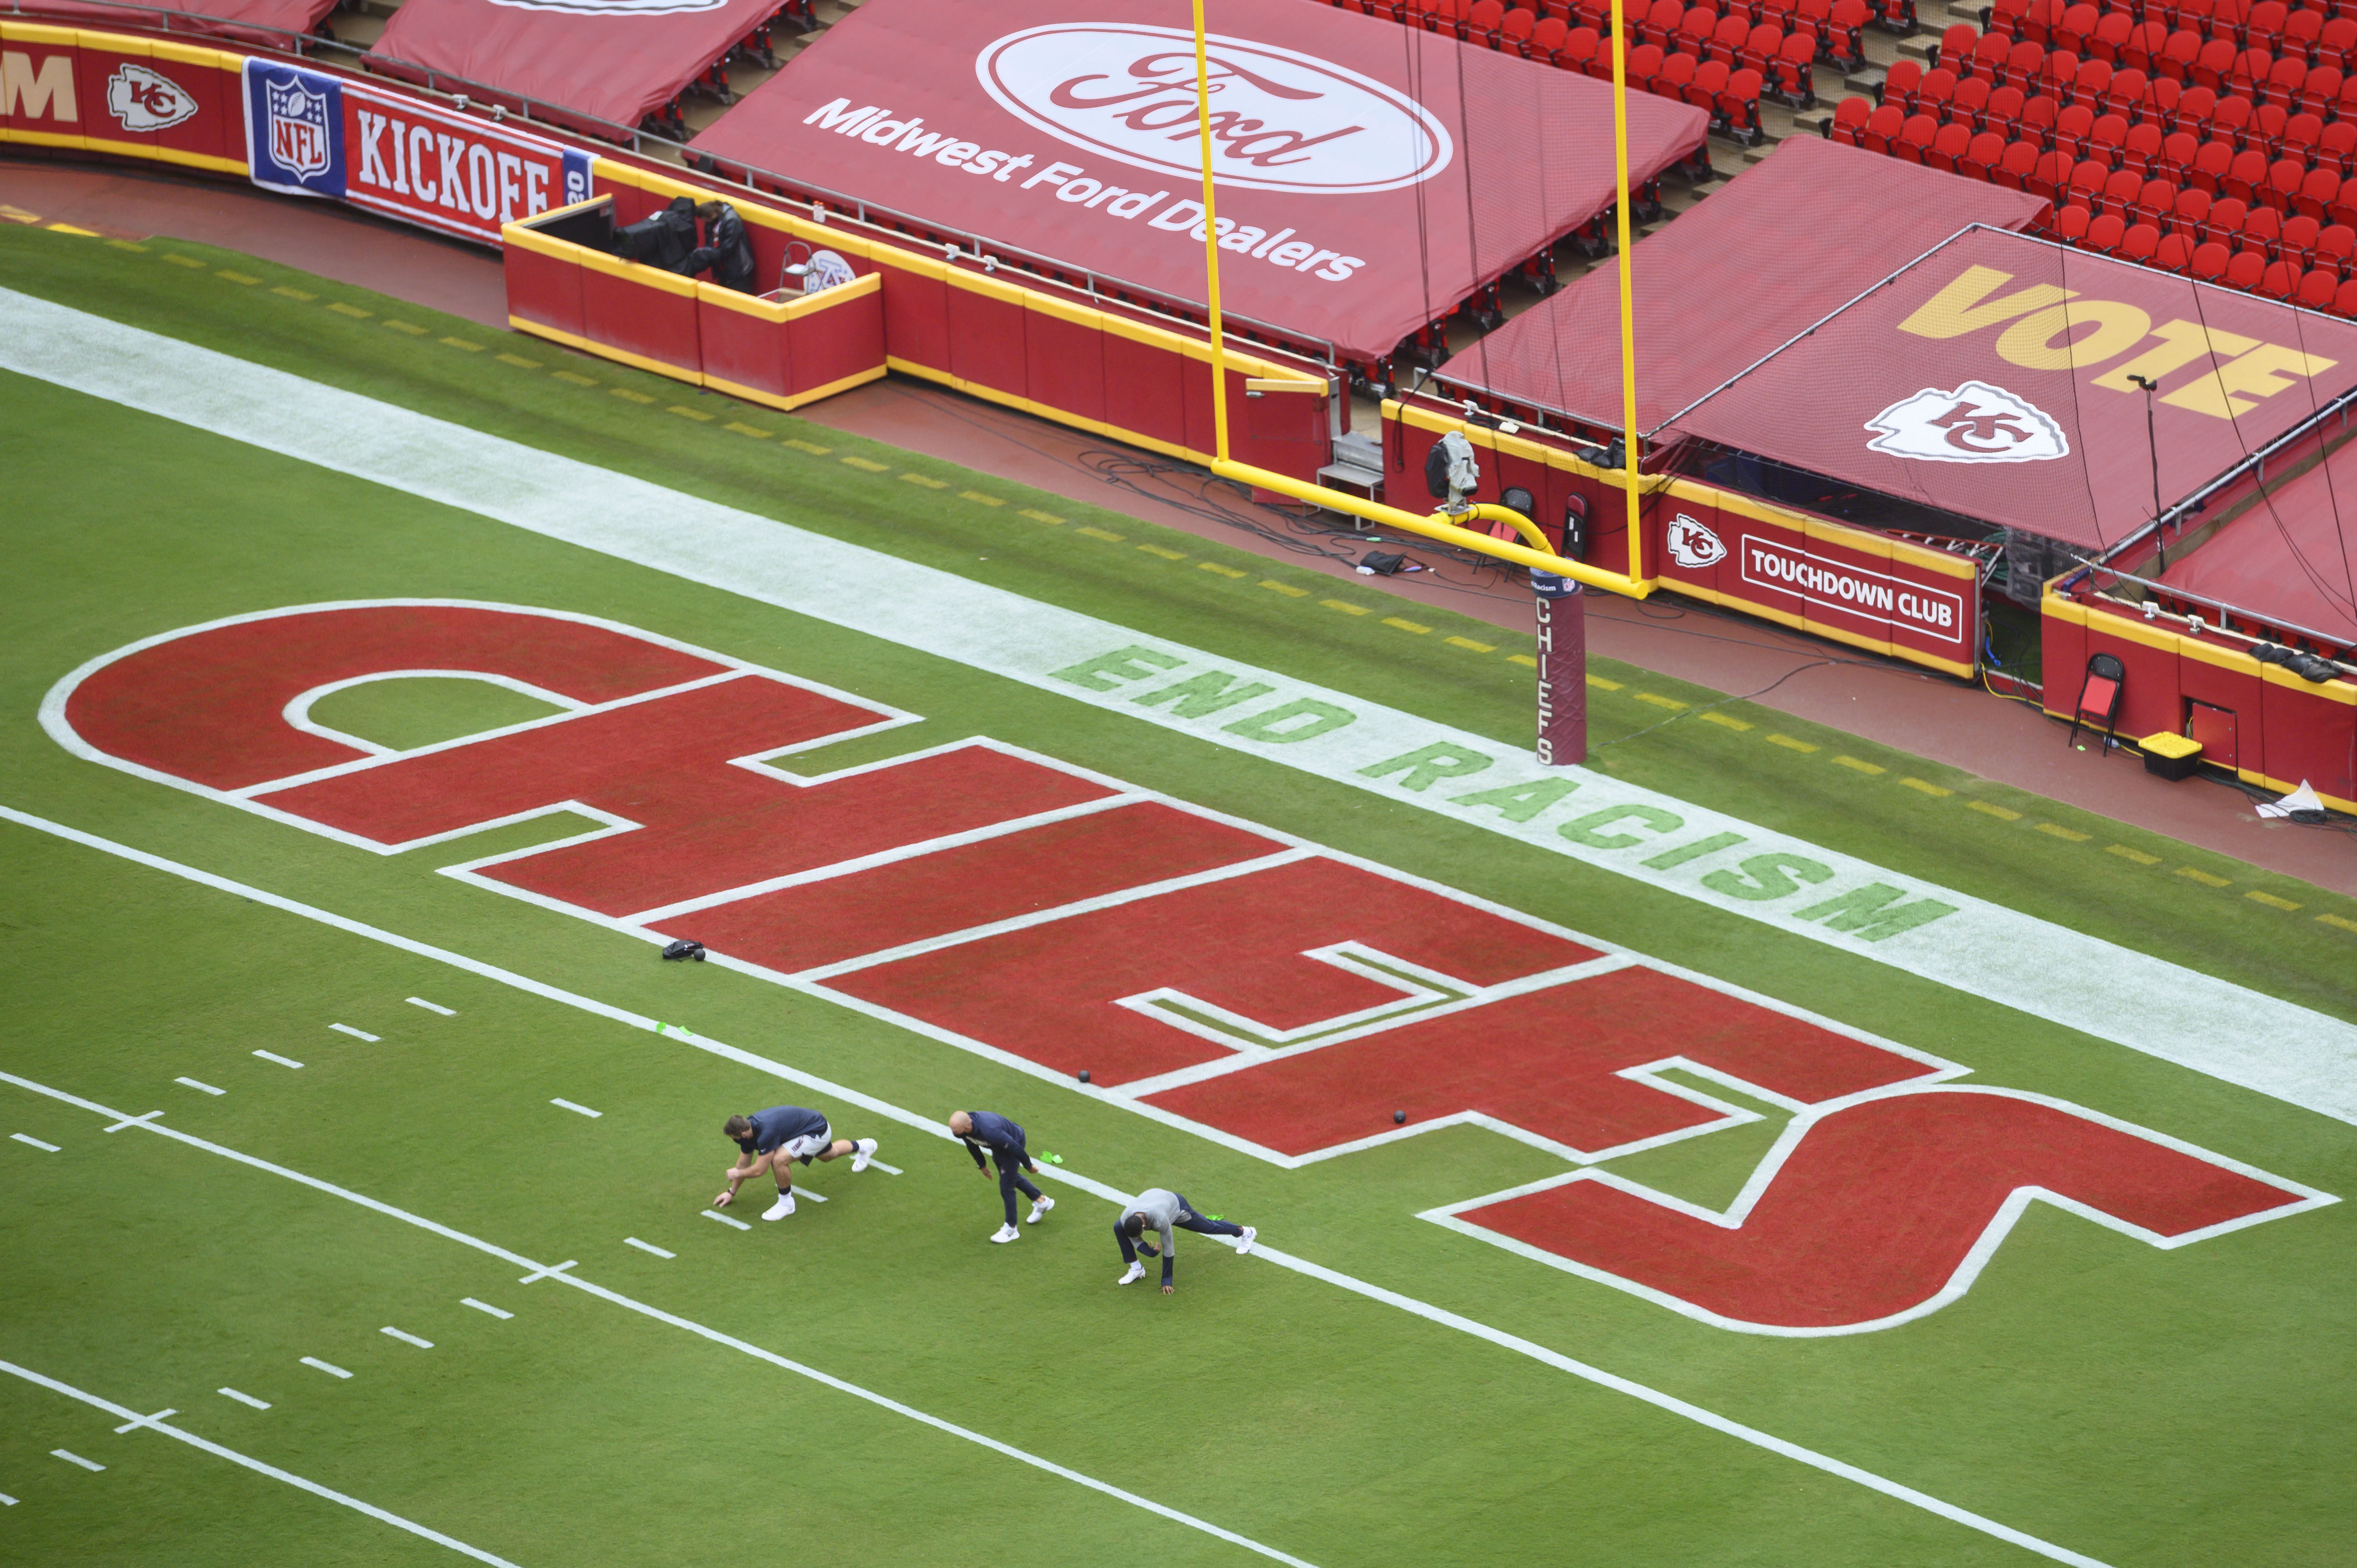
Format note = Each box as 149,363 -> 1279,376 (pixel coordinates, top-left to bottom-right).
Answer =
680,200 -> 757,294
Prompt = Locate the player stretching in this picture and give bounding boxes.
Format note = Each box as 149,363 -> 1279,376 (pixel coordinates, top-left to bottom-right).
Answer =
1115,1189 -> 1256,1294
716,1106 -> 877,1220
949,1110 -> 1054,1243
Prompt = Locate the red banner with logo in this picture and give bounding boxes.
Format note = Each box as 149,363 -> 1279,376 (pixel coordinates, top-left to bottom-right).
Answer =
687,0 -> 1708,363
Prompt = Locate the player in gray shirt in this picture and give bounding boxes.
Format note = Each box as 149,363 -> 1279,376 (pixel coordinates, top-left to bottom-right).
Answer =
1115,1188 -> 1257,1294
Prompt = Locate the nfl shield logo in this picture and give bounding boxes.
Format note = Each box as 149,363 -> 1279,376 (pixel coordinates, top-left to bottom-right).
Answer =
266,77 -> 333,179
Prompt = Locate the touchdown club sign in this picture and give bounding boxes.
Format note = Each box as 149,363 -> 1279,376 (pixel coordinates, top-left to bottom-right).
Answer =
243,60 -> 595,244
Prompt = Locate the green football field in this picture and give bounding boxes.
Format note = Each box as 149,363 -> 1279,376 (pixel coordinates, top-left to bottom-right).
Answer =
1,223 -> 2353,1568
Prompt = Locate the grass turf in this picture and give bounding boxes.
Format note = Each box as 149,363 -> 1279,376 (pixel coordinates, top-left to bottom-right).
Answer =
0,222 -> 2353,1566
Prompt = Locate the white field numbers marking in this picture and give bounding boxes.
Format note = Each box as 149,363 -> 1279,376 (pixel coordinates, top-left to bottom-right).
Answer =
4,288 -> 2347,1123
4,1359 -> 526,1568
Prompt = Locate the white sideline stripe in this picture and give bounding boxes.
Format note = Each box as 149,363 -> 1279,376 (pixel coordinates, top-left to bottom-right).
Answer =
0,982 -> 2108,1568
4,289 -> 2345,1124
703,1210 -> 751,1230
218,1387 -> 271,1409
381,1327 -> 434,1349
0,1074 -> 1321,1568
300,1357 -> 351,1379
867,1159 -> 904,1175
549,1099 -> 600,1118
330,1024 -> 381,1041
462,1298 -> 513,1319
253,1051 -> 303,1070
51,1449 -> 104,1472
407,997 -> 456,1015
174,1077 -> 225,1096
3,1360 -> 524,1567
13,1133 -> 60,1151
623,1237 -> 675,1258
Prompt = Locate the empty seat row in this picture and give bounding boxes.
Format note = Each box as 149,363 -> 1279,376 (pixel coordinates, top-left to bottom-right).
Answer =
1914,36 -> 2357,118
1877,83 -> 2357,176
1990,0 -> 2357,59
1628,0 -> 1871,68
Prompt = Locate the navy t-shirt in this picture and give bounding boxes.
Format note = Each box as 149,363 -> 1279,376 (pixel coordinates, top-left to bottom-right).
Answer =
742,1105 -> 828,1155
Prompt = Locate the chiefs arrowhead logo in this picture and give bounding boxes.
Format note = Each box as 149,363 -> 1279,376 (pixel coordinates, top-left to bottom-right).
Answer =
1665,514 -> 1726,569
106,63 -> 198,133
1864,381 -> 2069,464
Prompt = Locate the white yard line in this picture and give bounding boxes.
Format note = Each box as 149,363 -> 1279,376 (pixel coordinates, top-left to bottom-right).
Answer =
50,1449 -> 103,1472
381,1327 -> 434,1349
407,997 -> 456,1015
3,1359 -> 524,1566
329,1024 -> 380,1042
461,1298 -> 513,1319
253,1051 -> 303,1070
866,1159 -> 905,1175
2,1033 -> 2112,1568
12,1133 -> 59,1151
548,1100 -> 600,1118
4,287 -> 2347,1123
175,1077 -> 225,1096
622,1237 -> 675,1259
218,1388 -> 270,1409
703,1210 -> 751,1231
0,1075 -> 1323,1568
299,1357 -> 351,1379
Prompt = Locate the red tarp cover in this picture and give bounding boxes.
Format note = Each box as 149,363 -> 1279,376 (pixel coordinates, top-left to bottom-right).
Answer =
2159,449 -> 2357,643
367,0 -> 781,133
689,0 -> 1708,362
26,0 -> 335,42
1434,137 -> 2048,433
1661,227 -> 2357,551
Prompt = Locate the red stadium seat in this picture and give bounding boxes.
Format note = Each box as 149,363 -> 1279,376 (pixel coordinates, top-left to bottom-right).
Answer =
1674,3 -> 1716,52
2055,100 -> 2098,155
2021,92 -> 2063,142
1882,56 -> 1923,108
1862,101 -> 1907,152
2259,257 -> 2301,295
2249,100 -> 2289,155
2053,201 -> 2097,242
2225,248 -> 2268,287
2322,16 -> 2357,63
2087,210 -> 2129,249
1637,0 -> 1682,47
1560,25 -> 1602,70
2072,57 -> 2115,106
1708,12 -> 1750,63
1687,53 -> 1729,116
1996,136 -> 2044,185
2298,166 -> 2342,218
2228,46 -> 2274,98
2297,266 -> 2340,308
2021,0 -> 2065,46
2140,75 -> 2184,126
1940,20 -> 1979,62
2210,91 -> 2255,143
2193,36 -> 2239,87
2056,2 -> 2100,54
2192,238 -> 2234,278
1987,83 -> 2029,136
2071,154 -> 2115,202
2298,64 -> 2342,117
1826,0 -> 1869,68
2201,194 -> 2251,245
1828,94 -> 1873,143
1968,30 -> 2015,80
1953,72 -> 1994,126
2007,38 -> 2051,89
2226,145 -> 2272,199
2158,28 -> 2204,81
2100,64 -> 2150,116
1771,31 -> 1818,102
2169,183 -> 2214,234
1741,21 -> 1787,73
1989,0 -> 2031,38
2336,277 -> 2357,315
1928,120 -> 1975,168
1722,66 -> 1767,140
2102,165 -> 2146,209
2177,84 -> 2221,130
2316,222 -> 2357,276
1964,128 -> 2010,177
2028,147 -> 2073,198
2281,3 -> 2321,58
1501,8 -> 1539,50
1627,42 -> 1667,90
2135,174 -> 2182,225
2156,231 -> 2197,271
2041,48 -> 2083,95
2189,138 -> 2236,190
1897,112 -> 1941,160
2091,9 -> 2135,63
2123,19 -> 2171,73
2090,110 -> 2132,161
2320,119 -> 2357,178
2119,220 -> 2163,261
2247,0 -> 2288,48
2282,211 -> 2323,265
1531,13 -> 1571,57
2264,155 -> 2308,208
2159,129 -> 2201,180
2243,200 -> 2285,253
2281,109 -> 2324,163
2263,53 -> 2310,106
2123,119 -> 2167,173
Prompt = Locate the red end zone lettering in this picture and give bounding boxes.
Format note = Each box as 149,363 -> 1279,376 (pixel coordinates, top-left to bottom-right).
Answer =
47,600 -> 2332,1333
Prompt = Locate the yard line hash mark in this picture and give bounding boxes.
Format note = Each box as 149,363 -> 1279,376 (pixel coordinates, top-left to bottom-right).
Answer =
0,818 -> 2127,1568
175,1077 -> 225,1095
381,1328 -> 433,1349
104,1111 -> 163,1133
407,997 -> 455,1015
624,1237 -> 676,1258
703,1210 -> 751,1231
329,1024 -> 379,1041
5,1359 -> 526,1567
550,1099 -> 600,1118
114,1408 -> 179,1433
253,1051 -> 303,1069
218,1388 -> 270,1409
300,1358 -> 351,1379
52,1450 -> 104,1471
13,1134 -> 59,1151
462,1298 -> 512,1319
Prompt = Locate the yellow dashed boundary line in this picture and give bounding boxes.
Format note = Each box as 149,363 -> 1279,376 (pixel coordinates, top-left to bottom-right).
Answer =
1586,674 -> 1623,691
161,253 -> 206,269
1380,614 -> 1426,630
1078,525 -> 1125,542
1635,692 -> 1687,710
2247,890 -> 2302,910
1834,755 -> 1885,775
1138,544 -> 1186,561
726,422 -> 772,438
1263,581 -> 1310,598
960,490 -> 1004,507
441,336 -> 484,352
1700,711 -> 1751,731
784,438 -> 831,455
1020,509 -> 1066,526
610,388 -> 655,405
497,352 -> 541,368
2321,913 -> 2357,933
106,239 -> 148,253
2107,844 -> 2161,864
669,405 -> 715,422
900,472 -> 947,487
2174,866 -> 2231,888
840,456 -> 889,472
272,286 -> 316,302
1767,734 -> 1819,754
1446,636 -> 1497,653
1322,599 -> 1370,615
551,370 -> 596,386
327,302 -> 372,319
215,270 -> 259,285
1901,777 -> 1951,796
1965,800 -> 2020,820
383,319 -> 428,335
2033,822 -> 2091,842
1507,654 -> 1537,668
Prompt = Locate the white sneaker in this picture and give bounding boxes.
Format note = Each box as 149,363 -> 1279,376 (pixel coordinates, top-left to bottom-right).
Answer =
990,1223 -> 1020,1243
1237,1226 -> 1257,1256
1118,1261 -> 1144,1286
1027,1196 -> 1054,1223
851,1138 -> 877,1172
762,1192 -> 796,1221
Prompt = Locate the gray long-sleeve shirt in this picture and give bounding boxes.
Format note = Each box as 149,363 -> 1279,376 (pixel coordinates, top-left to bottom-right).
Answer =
1120,1188 -> 1186,1280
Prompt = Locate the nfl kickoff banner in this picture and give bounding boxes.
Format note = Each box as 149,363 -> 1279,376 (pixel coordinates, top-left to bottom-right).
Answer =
243,59 -> 595,244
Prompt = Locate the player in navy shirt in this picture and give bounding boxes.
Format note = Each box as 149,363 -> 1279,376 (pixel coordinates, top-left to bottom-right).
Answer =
716,1105 -> 878,1221
949,1110 -> 1054,1243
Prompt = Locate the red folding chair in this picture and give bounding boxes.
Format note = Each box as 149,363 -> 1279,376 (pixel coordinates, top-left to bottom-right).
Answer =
2065,653 -> 2126,751
2135,174 -> 2182,225
2298,166 -> 2342,218
1988,83 -> 2030,136
2156,230 -> 2197,270
2056,1 -> 2100,53
2087,209 -> 2129,249
2282,210 -> 2323,265
2169,183 -> 2215,235
2192,238 -> 2234,278
2315,221 -> 2355,275
1954,72 -> 1994,126
1897,112 -> 1942,161
2123,18 -> 2172,72
1828,94 -> 1873,143
2260,257 -> 2302,295
1996,136 -> 2044,185
2091,110 -> 2133,161
2053,201 -> 2098,242
2119,220 -> 2163,261
2091,9 -> 2135,61
1964,129 -> 2010,177
1927,120 -> 1975,167
2298,64 -> 2343,116
2226,247 -> 2269,287
2298,266 -> 2340,308
2123,119 -> 2168,173
2030,147 -> 2076,198
2226,145 -> 2272,198
2201,194 -> 2251,245
1862,101 -> 1908,151
2336,276 -> 2357,315
1770,30 -> 1819,102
